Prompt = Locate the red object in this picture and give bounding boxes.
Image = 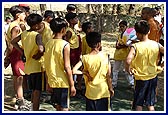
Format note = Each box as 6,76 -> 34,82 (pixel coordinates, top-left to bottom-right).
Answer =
9,48 -> 24,77
19,4 -> 30,8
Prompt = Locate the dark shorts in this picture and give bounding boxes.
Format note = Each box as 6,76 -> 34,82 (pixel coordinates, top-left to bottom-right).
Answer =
28,72 -> 42,91
50,88 -> 69,109
9,48 -> 24,77
86,97 -> 109,111
134,77 -> 157,107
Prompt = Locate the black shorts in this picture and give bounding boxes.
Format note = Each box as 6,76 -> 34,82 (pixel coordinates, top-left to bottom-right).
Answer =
28,72 -> 42,91
134,76 -> 157,107
50,88 -> 69,109
86,97 -> 110,111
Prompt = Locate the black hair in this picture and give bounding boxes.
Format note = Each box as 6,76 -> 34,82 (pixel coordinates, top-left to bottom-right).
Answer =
50,18 -> 67,33
142,7 -> 151,14
66,4 -> 76,11
119,20 -> 127,26
5,17 -> 11,21
65,12 -> 77,23
134,20 -> 150,35
155,6 -> 161,11
82,22 -> 92,33
86,32 -> 101,48
44,10 -> 55,19
26,13 -> 43,27
9,5 -> 25,18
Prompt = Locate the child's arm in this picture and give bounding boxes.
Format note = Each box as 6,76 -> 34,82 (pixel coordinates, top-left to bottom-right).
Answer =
65,30 -> 72,41
32,34 -> 44,60
158,43 -> 164,68
107,55 -> 114,97
11,34 -> 23,55
64,43 -> 76,96
125,46 -> 136,74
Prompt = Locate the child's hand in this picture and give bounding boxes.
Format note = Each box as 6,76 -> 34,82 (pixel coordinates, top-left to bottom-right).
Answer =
4,57 -> 10,69
32,52 -> 44,60
109,89 -> 114,97
70,86 -> 76,96
83,71 -> 93,81
46,83 -> 53,93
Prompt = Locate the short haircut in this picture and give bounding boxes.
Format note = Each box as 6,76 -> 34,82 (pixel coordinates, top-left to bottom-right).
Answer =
66,4 -> 76,11
19,4 -> 30,12
134,20 -> 150,35
86,32 -> 101,48
9,5 -> 25,18
44,10 -> 55,19
26,13 -> 43,27
119,20 -> 127,26
82,22 -> 92,33
50,18 -> 67,33
142,7 -> 151,14
65,12 -> 77,23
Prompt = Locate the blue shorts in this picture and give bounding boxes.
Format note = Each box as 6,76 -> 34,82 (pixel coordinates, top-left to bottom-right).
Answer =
50,88 -> 69,109
86,97 -> 109,111
134,77 -> 157,107
28,72 -> 42,91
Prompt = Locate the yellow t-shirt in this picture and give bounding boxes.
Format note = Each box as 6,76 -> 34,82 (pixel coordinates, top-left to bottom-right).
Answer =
39,21 -> 53,70
113,35 -> 129,60
82,52 -> 110,100
66,27 -> 79,49
44,39 -> 69,88
21,30 -> 42,75
130,40 -> 163,80
7,21 -> 22,46
82,34 -> 92,55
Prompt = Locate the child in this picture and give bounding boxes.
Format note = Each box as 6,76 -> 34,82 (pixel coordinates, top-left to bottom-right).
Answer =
44,18 -> 76,111
4,5 -> 26,110
125,20 -> 164,111
65,12 -> 82,93
11,13 -> 45,111
73,32 -> 114,111
81,22 -> 93,55
112,20 -> 134,88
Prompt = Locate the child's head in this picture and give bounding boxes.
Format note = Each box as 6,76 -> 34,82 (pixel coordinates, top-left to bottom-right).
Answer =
50,18 -> 67,35
44,10 -> 55,23
134,20 -> 150,38
82,22 -> 94,33
65,12 -> 78,25
9,5 -> 26,20
66,4 -> 76,13
5,17 -> 11,23
119,20 -> 127,33
26,13 -> 43,30
86,32 -> 101,49
141,7 -> 151,20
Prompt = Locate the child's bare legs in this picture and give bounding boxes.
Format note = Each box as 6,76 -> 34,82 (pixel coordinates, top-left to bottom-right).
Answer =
16,76 -> 24,98
136,106 -> 143,111
31,90 -> 41,111
147,106 -> 155,111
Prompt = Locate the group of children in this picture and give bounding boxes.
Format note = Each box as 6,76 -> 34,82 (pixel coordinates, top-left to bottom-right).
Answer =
4,4 -> 164,111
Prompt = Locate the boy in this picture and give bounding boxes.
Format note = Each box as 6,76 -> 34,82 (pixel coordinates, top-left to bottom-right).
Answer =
125,20 -> 164,111
112,20 -> 134,89
11,13 -> 45,111
81,21 -> 93,55
44,18 -> 76,111
73,32 -> 114,111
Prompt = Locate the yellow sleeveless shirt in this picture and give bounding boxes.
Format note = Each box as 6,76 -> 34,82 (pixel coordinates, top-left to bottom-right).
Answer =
66,27 -> 79,49
130,40 -> 163,80
82,52 -> 110,100
21,30 -> 42,74
44,39 -> 69,88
